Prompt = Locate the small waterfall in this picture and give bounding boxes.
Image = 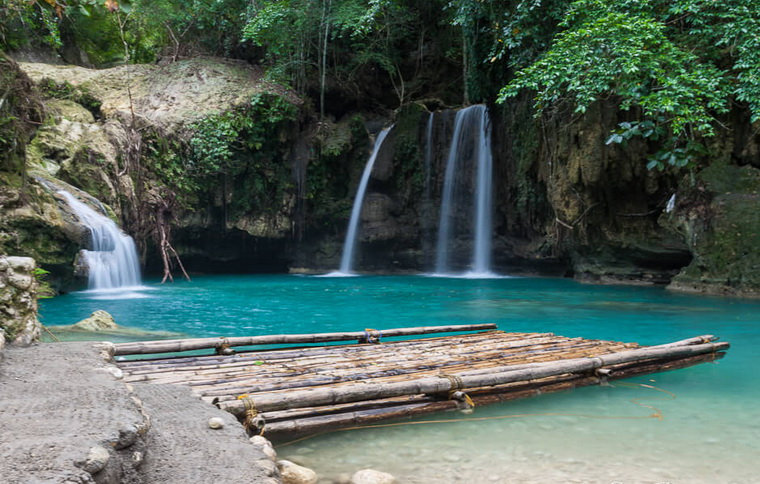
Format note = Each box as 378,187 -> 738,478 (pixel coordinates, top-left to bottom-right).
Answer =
434,105 -> 494,276
59,191 -> 142,290
335,126 -> 393,275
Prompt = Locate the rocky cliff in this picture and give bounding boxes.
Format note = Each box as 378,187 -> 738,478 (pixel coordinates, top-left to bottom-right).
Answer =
1,53 -> 757,296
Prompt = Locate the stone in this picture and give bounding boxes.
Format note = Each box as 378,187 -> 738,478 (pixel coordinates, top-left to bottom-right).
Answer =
11,316 -> 41,346
256,458 -> 279,478
115,424 -> 139,449
250,436 -> 277,461
6,256 -> 36,272
79,445 -> 110,474
0,329 -> 5,356
72,310 -> 118,331
7,272 -> 33,291
350,469 -> 396,484
0,257 -> 8,271
208,417 -> 225,429
277,459 -> 318,484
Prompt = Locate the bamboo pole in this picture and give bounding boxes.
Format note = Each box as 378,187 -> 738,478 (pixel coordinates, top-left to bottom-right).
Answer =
261,351 -> 726,440
221,341 -> 729,417
113,324 -> 499,355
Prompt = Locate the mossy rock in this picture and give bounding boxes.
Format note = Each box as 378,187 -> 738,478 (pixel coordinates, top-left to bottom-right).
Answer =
666,162 -> 760,296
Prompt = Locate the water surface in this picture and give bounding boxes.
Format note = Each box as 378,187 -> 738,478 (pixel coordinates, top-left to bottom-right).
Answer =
40,275 -> 760,482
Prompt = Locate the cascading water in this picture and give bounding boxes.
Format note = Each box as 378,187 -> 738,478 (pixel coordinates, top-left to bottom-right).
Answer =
59,191 -> 142,290
331,126 -> 393,276
434,105 -> 494,276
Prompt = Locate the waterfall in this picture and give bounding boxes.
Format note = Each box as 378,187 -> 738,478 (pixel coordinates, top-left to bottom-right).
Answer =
434,105 -> 494,276
424,112 -> 434,203
335,126 -> 393,275
59,191 -> 142,290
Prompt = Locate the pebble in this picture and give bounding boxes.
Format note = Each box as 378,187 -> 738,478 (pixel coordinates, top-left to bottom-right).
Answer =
208,417 -> 225,429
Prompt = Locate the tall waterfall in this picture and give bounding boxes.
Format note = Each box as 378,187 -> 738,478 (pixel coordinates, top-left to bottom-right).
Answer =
59,191 -> 142,289
335,126 -> 393,275
434,105 -> 494,275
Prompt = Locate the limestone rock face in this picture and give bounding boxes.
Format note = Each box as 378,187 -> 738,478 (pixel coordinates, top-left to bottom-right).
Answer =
350,469 -> 397,484
73,310 -> 118,331
277,460 -> 318,484
663,162 -> 760,297
0,255 -> 41,345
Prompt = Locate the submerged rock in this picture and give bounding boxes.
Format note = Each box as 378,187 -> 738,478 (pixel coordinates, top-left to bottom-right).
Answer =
350,469 -> 397,484
277,459 -> 318,484
73,310 -> 118,331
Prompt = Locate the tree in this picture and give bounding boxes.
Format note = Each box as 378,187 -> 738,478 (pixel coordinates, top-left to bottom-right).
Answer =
498,0 -> 759,170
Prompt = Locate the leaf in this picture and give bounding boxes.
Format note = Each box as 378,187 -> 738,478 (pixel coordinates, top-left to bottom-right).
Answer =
605,133 -> 623,145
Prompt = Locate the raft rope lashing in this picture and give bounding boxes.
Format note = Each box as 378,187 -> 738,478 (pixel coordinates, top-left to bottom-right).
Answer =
238,394 -> 265,434
215,337 -> 235,356
360,328 -> 382,344
438,373 -> 475,409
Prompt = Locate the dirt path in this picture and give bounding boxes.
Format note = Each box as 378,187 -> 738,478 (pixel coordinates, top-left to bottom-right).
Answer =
0,342 -> 279,483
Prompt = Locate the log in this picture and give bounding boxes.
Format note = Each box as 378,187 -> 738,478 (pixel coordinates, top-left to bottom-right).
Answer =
112,323 -> 499,355
221,341 -> 729,417
262,350 -> 726,440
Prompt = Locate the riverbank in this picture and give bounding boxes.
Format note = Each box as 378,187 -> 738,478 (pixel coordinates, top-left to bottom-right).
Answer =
0,341 -> 278,483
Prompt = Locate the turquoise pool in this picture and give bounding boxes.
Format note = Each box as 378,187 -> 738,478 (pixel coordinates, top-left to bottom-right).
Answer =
40,275 -> 760,482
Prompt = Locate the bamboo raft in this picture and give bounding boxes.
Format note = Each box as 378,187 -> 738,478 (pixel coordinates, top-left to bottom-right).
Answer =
112,324 -> 729,440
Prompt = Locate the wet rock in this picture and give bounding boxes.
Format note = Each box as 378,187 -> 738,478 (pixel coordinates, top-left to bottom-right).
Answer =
277,459 -> 318,484
73,310 -> 118,331
250,435 -> 277,461
350,469 -> 397,484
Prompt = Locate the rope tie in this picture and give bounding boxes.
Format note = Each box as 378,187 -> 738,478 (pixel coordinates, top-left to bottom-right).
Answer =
360,328 -> 382,344
216,337 -> 235,355
439,373 -> 464,391
238,395 -> 263,433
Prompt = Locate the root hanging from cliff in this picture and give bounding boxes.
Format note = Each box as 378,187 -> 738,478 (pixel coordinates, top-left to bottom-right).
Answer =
156,197 -> 190,284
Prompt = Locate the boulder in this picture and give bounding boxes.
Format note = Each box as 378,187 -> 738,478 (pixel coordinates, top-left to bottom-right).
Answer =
7,256 -> 36,272
277,460 -> 318,484
249,435 -> 277,461
73,310 -> 118,331
350,469 -> 397,484
0,255 -> 41,346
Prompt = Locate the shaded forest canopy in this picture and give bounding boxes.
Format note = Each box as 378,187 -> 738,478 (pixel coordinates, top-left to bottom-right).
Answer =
1,0 -> 758,295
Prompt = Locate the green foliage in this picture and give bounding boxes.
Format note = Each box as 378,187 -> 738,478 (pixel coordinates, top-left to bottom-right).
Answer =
498,0 -> 759,171
188,93 -> 297,178
0,0 -> 62,51
183,93 -> 298,214
31,267 -> 55,298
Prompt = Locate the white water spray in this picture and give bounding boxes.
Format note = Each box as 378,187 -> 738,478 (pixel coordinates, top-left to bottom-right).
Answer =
332,127 -> 393,275
434,105 -> 494,276
59,190 -> 142,290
